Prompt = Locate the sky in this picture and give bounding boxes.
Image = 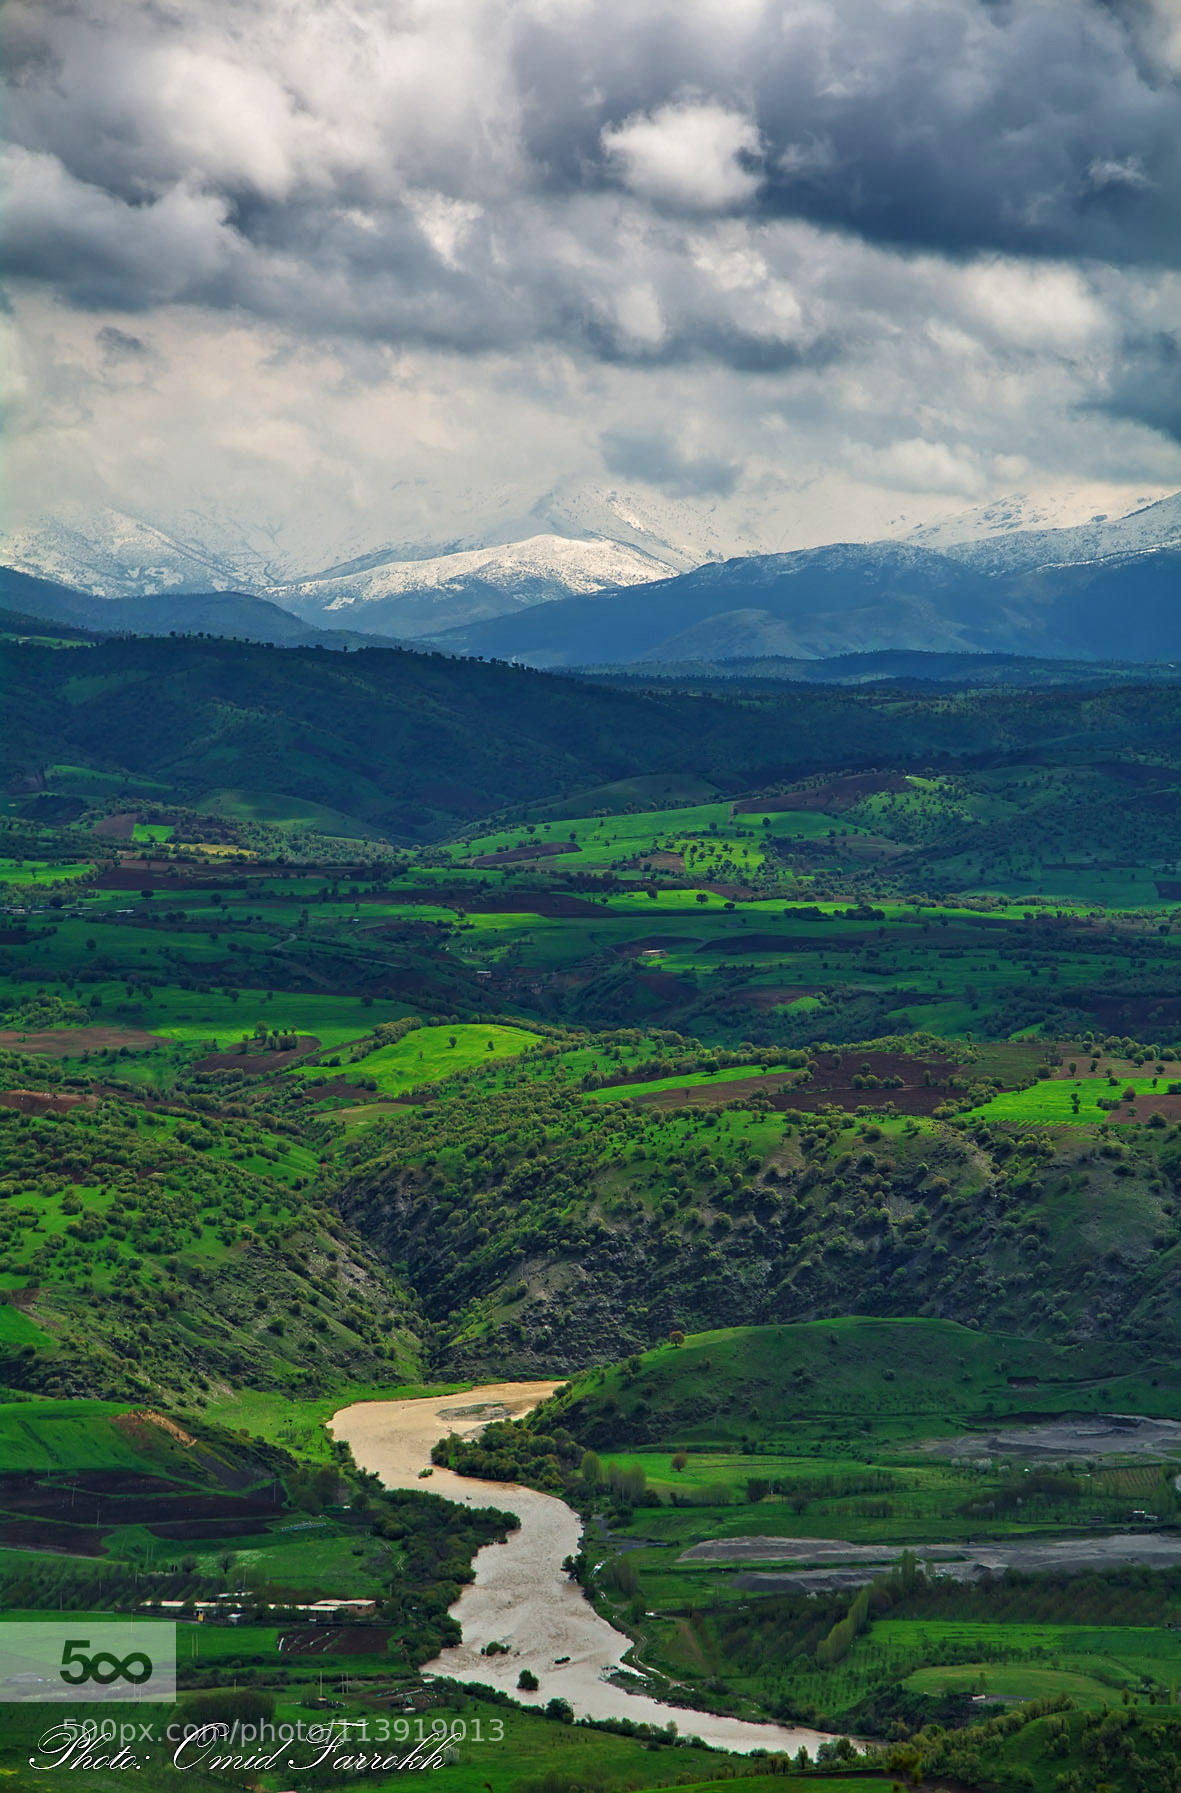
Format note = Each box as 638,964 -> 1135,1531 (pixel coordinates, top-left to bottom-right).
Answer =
5,0 -> 1181,569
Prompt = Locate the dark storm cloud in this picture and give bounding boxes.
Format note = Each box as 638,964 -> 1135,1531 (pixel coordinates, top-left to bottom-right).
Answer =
600,428 -> 742,497
4,0 -> 1180,370
96,326 -> 149,359
512,0 -> 1181,263
1096,331 -> 1181,443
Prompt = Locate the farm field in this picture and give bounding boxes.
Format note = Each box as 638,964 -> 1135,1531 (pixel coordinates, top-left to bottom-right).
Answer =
298,1022 -> 543,1095
11,641 -> 1181,1790
486,1325 -> 1181,1741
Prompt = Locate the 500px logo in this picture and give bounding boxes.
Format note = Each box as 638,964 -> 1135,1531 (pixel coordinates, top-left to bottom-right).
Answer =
58,1639 -> 154,1688
0,1623 -> 176,1703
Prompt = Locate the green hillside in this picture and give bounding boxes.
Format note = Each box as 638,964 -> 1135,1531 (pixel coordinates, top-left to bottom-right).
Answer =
541,1318 -> 1171,1447
10,630 -> 1181,1790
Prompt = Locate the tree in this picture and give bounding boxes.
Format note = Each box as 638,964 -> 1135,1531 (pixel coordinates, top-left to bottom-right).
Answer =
671,1449 -> 688,1472
544,1698 -> 573,1724
517,1669 -> 539,1691
668,1329 -> 685,1347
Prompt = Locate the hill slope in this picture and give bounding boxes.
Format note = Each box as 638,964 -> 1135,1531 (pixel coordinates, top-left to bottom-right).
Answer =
0,567 -> 396,651
11,631 -> 1181,840
430,542 -> 1181,668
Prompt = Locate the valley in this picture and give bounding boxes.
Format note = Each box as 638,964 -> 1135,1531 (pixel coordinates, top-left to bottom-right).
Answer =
332,1384 -> 834,1754
6,629 -> 1181,1791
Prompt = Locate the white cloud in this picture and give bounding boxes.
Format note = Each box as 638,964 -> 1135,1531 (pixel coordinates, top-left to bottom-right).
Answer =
954,260 -> 1109,354
1087,156 -> 1152,193
3,0 -> 1181,565
602,99 -> 763,211
854,436 -> 988,497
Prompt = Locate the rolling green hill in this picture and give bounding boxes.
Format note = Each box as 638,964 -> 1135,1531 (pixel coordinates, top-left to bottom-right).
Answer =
538,1317 -> 1176,1448
0,1049 -> 420,1403
10,629 -> 1181,843
11,633 -> 1181,1790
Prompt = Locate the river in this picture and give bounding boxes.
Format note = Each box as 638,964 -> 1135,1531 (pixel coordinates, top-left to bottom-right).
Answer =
331,1383 -> 839,1758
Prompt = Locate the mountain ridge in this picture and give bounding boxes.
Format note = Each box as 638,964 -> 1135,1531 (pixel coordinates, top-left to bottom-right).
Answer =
4,485 -> 1179,662
426,539 -> 1181,667
0,567 -> 401,652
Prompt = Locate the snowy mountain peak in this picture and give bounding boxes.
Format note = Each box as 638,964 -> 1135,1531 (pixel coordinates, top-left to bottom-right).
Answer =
904,485 -> 1181,572
276,533 -> 675,614
1,507 -> 243,597
4,481 -> 1180,644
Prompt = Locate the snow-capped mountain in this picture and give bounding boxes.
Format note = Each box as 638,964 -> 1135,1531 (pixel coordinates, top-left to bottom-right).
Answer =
905,486 -> 1181,569
1,508 -> 247,597
931,491 -> 1181,575
3,479 -> 1179,650
274,533 -> 677,636
0,494 -> 698,630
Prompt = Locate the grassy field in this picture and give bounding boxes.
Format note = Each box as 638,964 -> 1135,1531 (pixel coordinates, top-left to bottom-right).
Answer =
196,787 -> 388,838
0,1399 -> 148,1472
13,673 -> 1181,1787
547,1318 -> 1146,1447
204,1382 -> 470,1460
0,857 -> 94,886
970,1074 -> 1173,1124
138,987 -> 407,1049
299,1022 -> 542,1095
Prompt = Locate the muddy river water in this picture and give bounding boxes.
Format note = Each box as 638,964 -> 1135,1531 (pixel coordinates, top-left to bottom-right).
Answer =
331,1383 -> 837,1757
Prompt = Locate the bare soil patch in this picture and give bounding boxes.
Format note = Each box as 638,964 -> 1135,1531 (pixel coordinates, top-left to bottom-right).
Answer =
0,1026 -> 167,1057
469,842 -> 580,868
0,1089 -> 94,1116
623,1048 -> 959,1115
92,812 -> 137,839
116,1410 -> 197,1449
0,1519 -> 107,1556
279,1628 -> 392,1656
361,919 -> 444,943
734,773 -> 910,815
304,1080 -> 374,1104
193,1036 -> 321,1074
623,850 -> 684,873
702,931 -> 860,956
1111,1092 -> 1181,1123
742,986 -> 819,1009
360,887 -> 607,917
93,862 -> 280,890
700,882 -> 760,900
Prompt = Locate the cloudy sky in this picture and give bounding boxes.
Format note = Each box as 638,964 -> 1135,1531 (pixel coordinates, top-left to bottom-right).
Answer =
5,0 -> 1181,568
